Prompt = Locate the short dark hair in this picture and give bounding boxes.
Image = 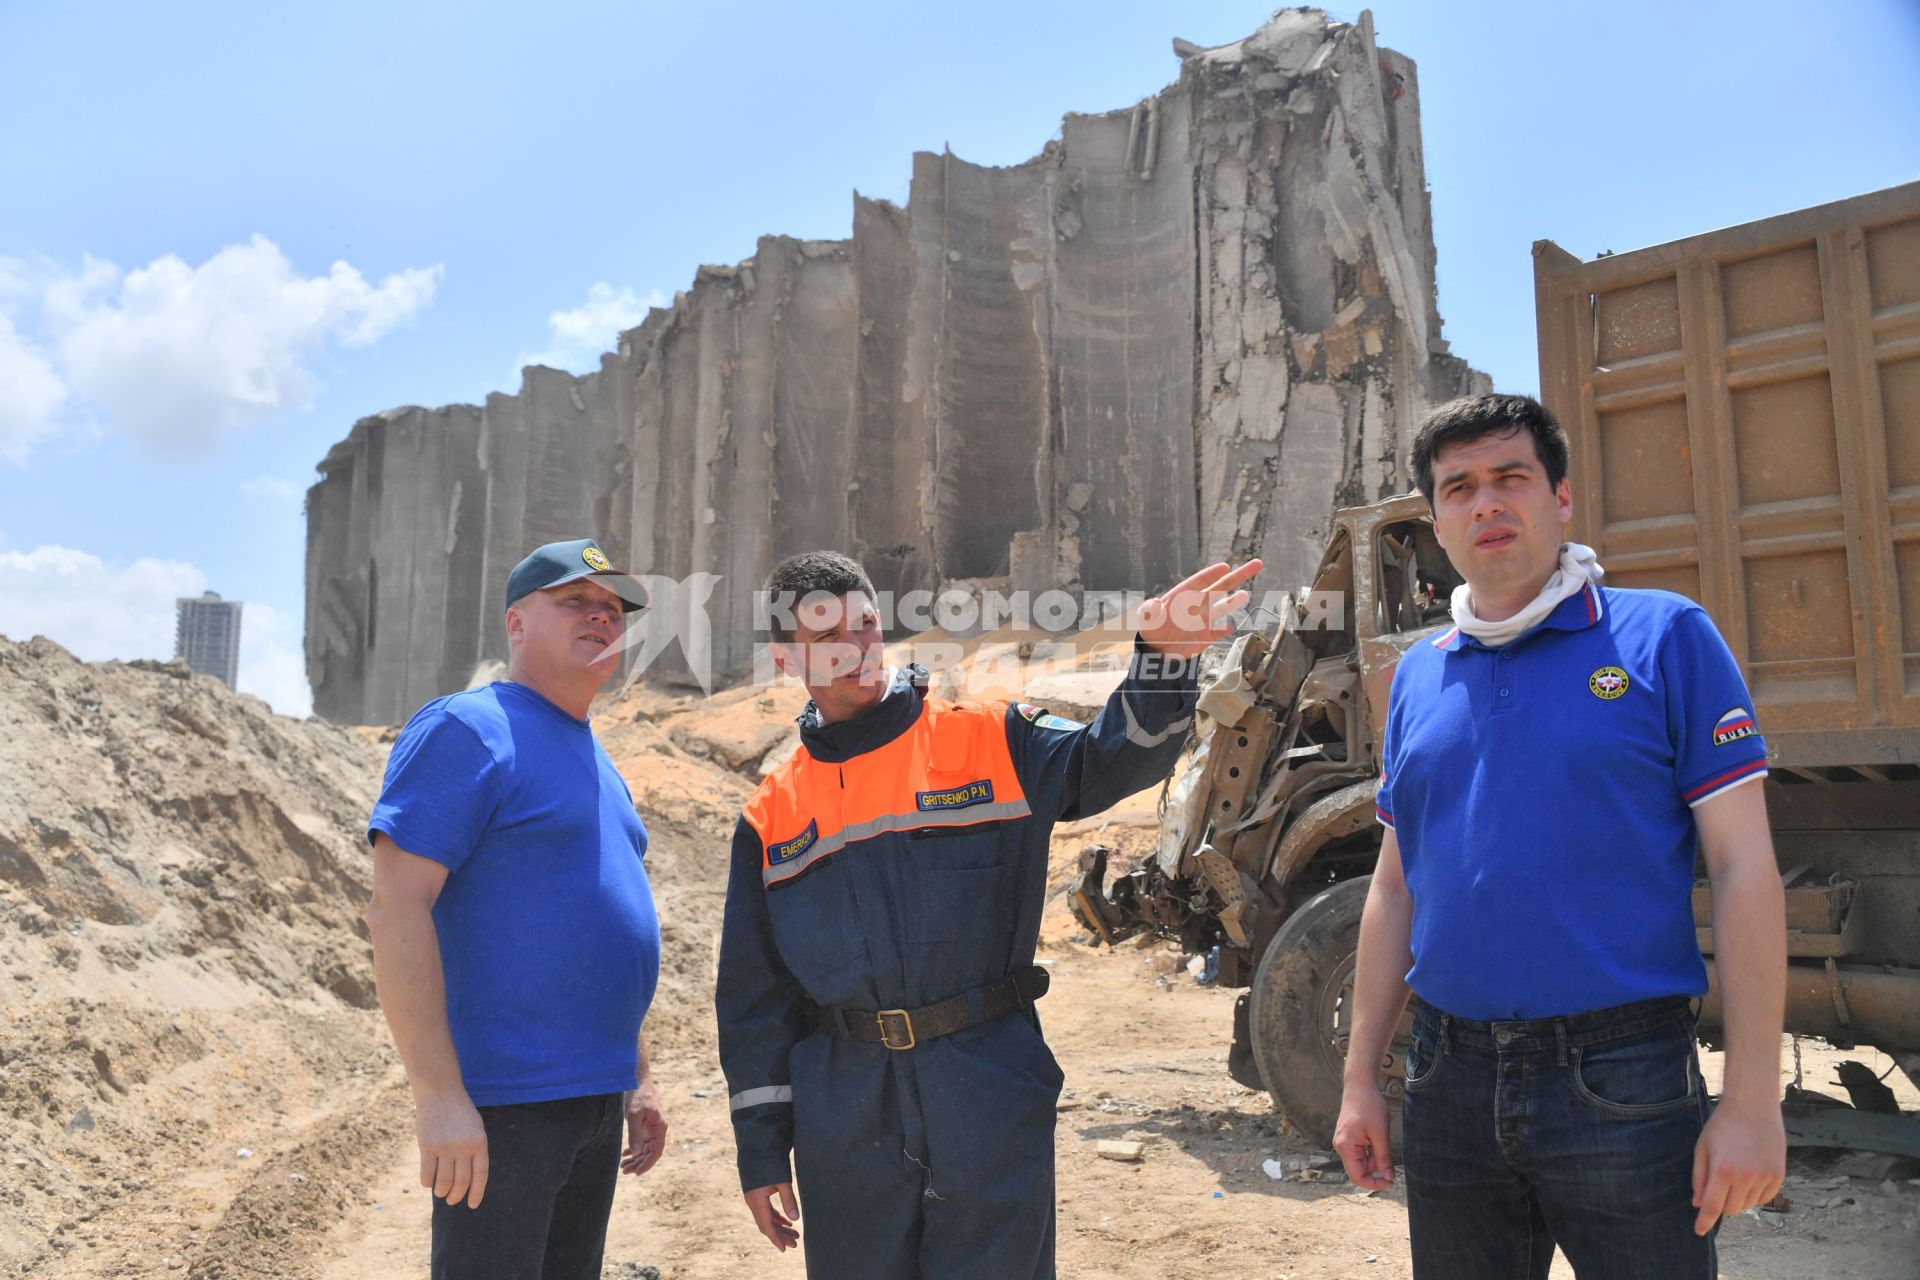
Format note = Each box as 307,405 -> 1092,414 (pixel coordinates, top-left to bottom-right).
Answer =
1411,394 -> 1570,505
761,550 -> 876,643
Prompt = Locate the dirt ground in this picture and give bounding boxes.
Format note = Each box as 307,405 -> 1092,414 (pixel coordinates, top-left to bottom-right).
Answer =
314,953 -> 1920,1280
4,640 -> 1917,1278
309,807 -> 1920,1280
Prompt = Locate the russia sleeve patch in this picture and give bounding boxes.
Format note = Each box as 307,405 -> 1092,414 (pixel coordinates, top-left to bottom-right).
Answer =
1712,707 -> 1758,746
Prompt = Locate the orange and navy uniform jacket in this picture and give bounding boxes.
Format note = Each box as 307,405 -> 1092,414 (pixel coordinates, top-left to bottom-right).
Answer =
715,642 -> 1197,1226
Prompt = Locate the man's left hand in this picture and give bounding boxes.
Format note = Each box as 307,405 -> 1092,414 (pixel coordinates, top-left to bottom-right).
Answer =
1137,560 -> 1263,659
1691,1095 -> 1785,1234
620,1078 -> 669,1176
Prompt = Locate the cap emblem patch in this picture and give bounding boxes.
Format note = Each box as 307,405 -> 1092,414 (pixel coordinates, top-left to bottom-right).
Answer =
582,546 -> 612,572
1588,666 -> 1630,700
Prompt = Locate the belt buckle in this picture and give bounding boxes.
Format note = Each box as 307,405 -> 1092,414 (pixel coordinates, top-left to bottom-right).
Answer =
875,1008 -> 916,1050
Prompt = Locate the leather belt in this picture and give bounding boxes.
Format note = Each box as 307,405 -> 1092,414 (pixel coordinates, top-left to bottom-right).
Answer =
824,965 -> 1051,1051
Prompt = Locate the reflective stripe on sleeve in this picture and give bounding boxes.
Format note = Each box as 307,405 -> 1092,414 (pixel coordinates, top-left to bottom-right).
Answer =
1117,698 -> 1192,749
729,1085 -> 794,1111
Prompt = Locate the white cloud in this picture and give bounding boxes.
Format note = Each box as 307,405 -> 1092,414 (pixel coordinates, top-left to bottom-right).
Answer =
0,545 -> 204,662
523,282 -> 665,375
0,237 -> 441,463
0,314 -> 66,463
0,255 -> 42,310
236,601 -> 313,718
0,544 -> 311,717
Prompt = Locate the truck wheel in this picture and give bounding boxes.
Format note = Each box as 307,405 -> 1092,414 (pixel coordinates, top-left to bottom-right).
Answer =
1249,875 -> 1407,1145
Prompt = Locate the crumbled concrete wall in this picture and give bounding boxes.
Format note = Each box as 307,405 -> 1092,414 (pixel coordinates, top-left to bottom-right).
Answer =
305,363 -> 618,723
307,7 -> 1488,724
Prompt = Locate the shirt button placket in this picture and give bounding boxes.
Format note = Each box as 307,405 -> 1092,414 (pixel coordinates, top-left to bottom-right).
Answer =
1491,650 -> 1515,714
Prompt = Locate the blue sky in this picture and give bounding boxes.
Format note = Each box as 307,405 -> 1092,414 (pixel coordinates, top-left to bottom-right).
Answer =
1,0 -> 1915,716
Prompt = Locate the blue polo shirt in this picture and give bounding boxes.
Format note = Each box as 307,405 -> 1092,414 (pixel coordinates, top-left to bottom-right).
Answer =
1376,584 -> 1768,1020
369,682 -> 661,1106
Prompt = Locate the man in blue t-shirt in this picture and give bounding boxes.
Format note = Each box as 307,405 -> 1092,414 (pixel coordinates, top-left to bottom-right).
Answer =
1333,396 -> 1787,1278
367,538 -> 665,1280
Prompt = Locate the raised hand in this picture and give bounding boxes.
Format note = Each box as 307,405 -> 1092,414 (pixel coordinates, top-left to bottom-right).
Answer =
1137,559 -> 1263,659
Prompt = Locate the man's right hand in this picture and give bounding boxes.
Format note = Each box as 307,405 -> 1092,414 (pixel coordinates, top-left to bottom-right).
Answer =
1333,1082 -> 1395,1190
415,1089 -> 489,1209
744,1182 -> 800,1251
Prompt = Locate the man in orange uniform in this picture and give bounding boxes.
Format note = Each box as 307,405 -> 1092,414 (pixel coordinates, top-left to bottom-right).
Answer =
717,550 -> 1258,1278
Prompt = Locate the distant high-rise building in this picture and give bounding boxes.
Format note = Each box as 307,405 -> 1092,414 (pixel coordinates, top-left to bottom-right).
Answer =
175,592 -> 243,690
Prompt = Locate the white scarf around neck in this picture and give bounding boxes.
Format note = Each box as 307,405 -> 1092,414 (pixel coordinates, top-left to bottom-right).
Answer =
1450,542 -> 1604,647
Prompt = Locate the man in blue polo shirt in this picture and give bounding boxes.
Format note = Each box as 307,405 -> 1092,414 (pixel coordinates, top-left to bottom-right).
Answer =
366,539 -> 666,1280
1333,396 -> 1786,1278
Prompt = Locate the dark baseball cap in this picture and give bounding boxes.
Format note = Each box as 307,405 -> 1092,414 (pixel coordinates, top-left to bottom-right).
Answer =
504,539 -> 647,613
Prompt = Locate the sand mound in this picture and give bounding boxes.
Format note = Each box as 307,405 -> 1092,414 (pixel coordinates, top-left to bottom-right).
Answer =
0,636 -> 394,1275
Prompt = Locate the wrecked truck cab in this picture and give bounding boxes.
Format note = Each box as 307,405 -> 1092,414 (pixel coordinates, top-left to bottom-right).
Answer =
1070,492 -> 1463,1139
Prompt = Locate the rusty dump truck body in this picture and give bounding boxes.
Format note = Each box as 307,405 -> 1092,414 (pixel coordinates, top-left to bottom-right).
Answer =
1072,182 -> 1920,1143
1536,180 -> 1920,1064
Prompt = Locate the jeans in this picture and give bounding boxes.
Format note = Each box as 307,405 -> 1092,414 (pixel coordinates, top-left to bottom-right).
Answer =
1402,995 -> 1715,1280
430,1092 -> 624,1280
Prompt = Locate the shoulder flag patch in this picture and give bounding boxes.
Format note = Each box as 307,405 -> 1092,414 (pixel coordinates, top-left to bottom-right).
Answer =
1713,707 -> 1758,747
1016,701 -> 1085,732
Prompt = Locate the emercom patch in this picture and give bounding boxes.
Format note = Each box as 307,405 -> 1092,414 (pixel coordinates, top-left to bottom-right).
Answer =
1588,666 -> 1630,700
916,779 -> 995,811
767,820 -> 819,865
1713,707 -> 1758,746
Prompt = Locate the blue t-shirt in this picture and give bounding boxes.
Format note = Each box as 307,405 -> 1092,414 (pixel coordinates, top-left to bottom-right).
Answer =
1376,584 -> 1768,1020
368,681 -> 661,1106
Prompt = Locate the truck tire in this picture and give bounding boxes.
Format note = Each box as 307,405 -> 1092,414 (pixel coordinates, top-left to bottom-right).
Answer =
1249,875 -> 1406,1146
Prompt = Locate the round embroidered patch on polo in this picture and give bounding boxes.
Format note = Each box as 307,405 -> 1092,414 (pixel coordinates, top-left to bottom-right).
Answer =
582,546 -> 612,571
1588,666 -> 1629,700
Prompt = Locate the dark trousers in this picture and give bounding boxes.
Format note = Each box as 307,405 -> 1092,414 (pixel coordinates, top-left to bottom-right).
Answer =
1402,995 -> 1715,1280
430,1092 -> 624,1280
789,1018 -> 1061,1279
